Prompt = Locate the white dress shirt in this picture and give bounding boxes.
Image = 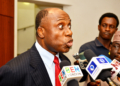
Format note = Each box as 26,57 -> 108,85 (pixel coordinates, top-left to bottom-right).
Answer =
35,41 -> 61,86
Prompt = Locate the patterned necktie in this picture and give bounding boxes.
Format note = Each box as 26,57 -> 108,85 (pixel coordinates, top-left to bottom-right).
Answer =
53,56 -> 61,86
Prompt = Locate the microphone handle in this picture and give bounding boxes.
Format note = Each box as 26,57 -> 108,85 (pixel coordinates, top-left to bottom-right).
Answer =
106,78 -> 116,86
111,79 -> 120,86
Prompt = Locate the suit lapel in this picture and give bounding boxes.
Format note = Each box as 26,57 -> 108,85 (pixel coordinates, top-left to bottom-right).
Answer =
29,44 -> 52,86
59,53 -> 71,63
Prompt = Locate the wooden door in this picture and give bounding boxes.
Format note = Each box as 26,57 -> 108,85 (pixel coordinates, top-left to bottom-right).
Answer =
0,0 -> 14,67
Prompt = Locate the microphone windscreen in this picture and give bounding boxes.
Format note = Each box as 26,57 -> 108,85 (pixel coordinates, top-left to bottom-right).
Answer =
60,60 -> 71,69
84,49 -> 96,62
97,70 -> 111,81
67,79 -> 79,86
117,71 -> 120,77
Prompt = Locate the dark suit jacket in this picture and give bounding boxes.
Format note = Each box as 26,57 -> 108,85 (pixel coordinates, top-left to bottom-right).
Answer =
0,44 -> 70,86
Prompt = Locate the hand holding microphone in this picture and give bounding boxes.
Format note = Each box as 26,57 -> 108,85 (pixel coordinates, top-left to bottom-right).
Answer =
87,80 -> 100,86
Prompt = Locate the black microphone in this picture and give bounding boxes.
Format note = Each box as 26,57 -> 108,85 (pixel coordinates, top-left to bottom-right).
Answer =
73,50 -> 93,82
60,60 -> 71,69
67,79 -> 79,86
98,70 -> 117,86
84,49 -> 96,62
59,60 -> 80,86
117,71 -> 120,78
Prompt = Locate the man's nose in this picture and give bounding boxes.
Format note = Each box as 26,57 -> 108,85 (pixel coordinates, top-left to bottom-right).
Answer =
65,28 -> 72,37
117,48 -> 120,54
105,26 -> 110,31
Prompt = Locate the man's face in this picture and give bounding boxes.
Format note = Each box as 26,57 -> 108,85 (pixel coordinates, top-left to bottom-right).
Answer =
110,41 -> 120,60
98,17 -> 117,40
39,9 -> 73,55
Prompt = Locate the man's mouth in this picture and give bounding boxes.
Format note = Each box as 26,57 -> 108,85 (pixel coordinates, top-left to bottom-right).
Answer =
66,39 -> 73,47
104,32 -> 110,35
115,55 -> 120,58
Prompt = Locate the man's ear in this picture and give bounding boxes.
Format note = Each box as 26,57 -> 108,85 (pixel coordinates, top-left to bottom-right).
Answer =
98,25 -> 100,31
37,26 -> 45,38
115,28 -> 118,32
109,44 -> 112,52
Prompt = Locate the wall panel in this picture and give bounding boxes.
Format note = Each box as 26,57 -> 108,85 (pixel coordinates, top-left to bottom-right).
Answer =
0,0 -> 14,67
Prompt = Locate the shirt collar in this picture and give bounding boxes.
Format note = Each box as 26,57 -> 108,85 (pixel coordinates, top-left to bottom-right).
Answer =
95,37 -> 103,47
35,40 -> 60,68
95,37 -> 112,47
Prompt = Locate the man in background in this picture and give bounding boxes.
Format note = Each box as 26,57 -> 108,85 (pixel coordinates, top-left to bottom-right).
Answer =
109,31 -> 120,83
79,13 -> 119,57
0,8 -> 73,86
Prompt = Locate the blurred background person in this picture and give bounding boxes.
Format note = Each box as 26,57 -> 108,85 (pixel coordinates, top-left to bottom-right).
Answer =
109,30 -> 120,83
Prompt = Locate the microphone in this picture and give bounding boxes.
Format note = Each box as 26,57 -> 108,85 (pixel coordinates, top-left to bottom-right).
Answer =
73,51 -> 89,82
73,52 -> 88,69
97,70 -> 117,86
98,55 -> 120,85
84,49 -> 96,62
67,79 -> 79,86
117,71 -> 120,79
60,60 -> 71,69
98,54 -> 112,63
59,60 -> 83,86
85,49 -> 113,80
98,55 -> 120,81
73,52 -> 86,60
99,55 -> 120,82
111,59 -> 120,80
84,49 -> 118,86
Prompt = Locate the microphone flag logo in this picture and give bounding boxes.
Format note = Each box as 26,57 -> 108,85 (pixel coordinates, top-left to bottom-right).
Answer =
96,58 -> 108,63
88,61 -> 97,74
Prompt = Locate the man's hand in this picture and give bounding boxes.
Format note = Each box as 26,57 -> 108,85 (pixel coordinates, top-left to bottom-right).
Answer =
117,77 -> 120,81
74,60 -> 79,65
87,80 -> 100,86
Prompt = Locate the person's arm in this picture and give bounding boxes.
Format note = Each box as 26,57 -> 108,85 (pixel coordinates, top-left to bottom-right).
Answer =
0,65 -> 18,86
117,77 -> 120,81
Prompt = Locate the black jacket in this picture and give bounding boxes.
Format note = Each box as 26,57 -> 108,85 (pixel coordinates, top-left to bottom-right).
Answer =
0,44 -> 70,86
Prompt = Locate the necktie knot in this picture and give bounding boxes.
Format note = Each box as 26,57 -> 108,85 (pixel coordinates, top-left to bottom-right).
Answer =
54,56 -> 59,65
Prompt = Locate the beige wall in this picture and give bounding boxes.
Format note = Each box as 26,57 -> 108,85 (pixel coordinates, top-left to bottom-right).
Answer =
17,2 -> 35,55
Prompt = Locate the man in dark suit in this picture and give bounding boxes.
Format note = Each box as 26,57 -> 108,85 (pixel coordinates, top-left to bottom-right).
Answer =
0,8 -> 73,86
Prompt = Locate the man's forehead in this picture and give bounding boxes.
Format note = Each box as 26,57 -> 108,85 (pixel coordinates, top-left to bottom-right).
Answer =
113,31 -> 120,42
45,9 -> 70,21
112,41 -> 120,46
